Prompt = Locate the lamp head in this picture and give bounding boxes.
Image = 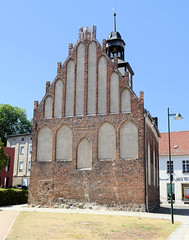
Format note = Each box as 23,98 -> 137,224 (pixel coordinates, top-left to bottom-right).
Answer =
174,113 -> 183,120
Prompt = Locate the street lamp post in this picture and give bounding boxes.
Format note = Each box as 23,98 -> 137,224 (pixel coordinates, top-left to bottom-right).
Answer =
167,107 -> 183,224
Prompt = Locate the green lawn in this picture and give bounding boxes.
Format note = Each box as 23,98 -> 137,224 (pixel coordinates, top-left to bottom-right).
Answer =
7,211 -> 179,240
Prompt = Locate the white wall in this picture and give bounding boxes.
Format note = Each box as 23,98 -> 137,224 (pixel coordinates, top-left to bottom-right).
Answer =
159,155 -> 189,204
6,134 -> 32,187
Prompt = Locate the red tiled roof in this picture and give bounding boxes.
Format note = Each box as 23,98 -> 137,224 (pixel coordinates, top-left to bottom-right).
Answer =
159,131 -> 189,156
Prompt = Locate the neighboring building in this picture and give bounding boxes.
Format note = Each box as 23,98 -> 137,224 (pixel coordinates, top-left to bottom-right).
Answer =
6,133 -> 32,188
29,22 -> 160,211
0,147 -> 15,188
159,131 -> 189,204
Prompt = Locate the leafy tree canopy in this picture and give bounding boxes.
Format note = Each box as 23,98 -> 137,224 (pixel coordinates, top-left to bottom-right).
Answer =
0,139 -> 9,171
0,104 -> 32,145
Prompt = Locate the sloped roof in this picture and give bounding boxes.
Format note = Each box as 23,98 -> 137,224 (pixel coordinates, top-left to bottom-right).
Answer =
159,131 -> 189,156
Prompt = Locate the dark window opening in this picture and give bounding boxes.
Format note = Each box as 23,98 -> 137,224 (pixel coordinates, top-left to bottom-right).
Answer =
183,160 -> 189,173
167,161 -> 174,173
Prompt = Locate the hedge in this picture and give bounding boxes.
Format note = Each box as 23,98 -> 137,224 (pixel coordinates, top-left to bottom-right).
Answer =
0,188 -> 28,206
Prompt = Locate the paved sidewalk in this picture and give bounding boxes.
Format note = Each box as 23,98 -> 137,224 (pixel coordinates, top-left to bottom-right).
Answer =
151,205 -> 189,240
0,204 -> 189,239
0,210 -> 19,240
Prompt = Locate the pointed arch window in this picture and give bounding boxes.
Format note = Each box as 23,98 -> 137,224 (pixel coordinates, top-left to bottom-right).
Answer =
120,121 -> 138,159
77,138 -> 92,169
37,126 -> 52,161
88,42 -> 97,115
56,125 -> 72,161
110,72 -> 119,114
44,96 -> 52,118
66,60 -> 75,117
98,122 -> 116,160
54,80 -> 63,118
98,56 -> 107,114
121,88 -> 131,113
76,43 -> 85,116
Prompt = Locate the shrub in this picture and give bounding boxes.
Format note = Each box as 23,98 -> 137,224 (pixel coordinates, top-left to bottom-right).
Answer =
0,188 -> 28,206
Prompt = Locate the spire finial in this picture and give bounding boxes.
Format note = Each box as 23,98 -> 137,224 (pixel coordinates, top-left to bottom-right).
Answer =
113,7 -> 116,32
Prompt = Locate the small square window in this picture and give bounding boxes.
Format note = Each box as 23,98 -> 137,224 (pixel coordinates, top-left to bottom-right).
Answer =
21,138 -> 24,141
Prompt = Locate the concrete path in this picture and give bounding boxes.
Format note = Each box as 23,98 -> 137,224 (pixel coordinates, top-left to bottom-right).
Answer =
0,210 -> 19,240
151,205 -> 189,240
0,204 -> 189,240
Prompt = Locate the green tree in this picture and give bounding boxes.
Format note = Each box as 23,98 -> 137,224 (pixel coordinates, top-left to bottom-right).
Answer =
0,139 -> 9,171
0,104 -> 32,145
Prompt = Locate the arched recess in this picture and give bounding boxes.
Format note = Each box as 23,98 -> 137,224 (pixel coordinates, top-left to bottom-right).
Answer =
44,96 -> 52,118
76,43 -> 85,116
77,138 -> 92,169
148,142 -> 151,185
120,121 -> 138,159
121,88 -> 131,113
110,72 -> 119,114
65,60 -> 75,117
56,125 -> 72,161
98,56 -> 107,114
37,126 -> 52,161
87,42 -> 96,115
98,122 -> 116,160
54,79 -> 63,118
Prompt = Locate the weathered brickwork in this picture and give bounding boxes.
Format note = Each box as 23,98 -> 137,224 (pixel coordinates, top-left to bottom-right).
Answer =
29,26 -> 160,211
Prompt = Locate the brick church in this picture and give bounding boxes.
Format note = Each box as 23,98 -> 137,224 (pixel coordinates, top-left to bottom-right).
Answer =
29,16 -> 160,211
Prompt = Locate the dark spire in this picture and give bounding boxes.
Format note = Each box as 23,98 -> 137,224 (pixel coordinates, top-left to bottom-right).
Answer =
114,13 -> 116,32
106,11 -> 134,81
106,12 -> 125,61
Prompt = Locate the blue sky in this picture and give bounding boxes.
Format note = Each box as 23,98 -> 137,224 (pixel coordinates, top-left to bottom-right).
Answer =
0,0 -> 188,133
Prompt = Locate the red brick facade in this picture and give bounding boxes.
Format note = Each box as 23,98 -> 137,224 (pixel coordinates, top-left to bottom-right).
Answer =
29,26 -> 160,211
0,147 -> 15,188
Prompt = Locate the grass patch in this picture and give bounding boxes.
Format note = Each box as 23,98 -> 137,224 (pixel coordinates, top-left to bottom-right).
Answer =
7,211 -> 179,240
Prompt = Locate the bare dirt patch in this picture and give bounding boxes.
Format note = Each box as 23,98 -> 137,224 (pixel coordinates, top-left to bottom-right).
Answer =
7,212 -> 179,240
